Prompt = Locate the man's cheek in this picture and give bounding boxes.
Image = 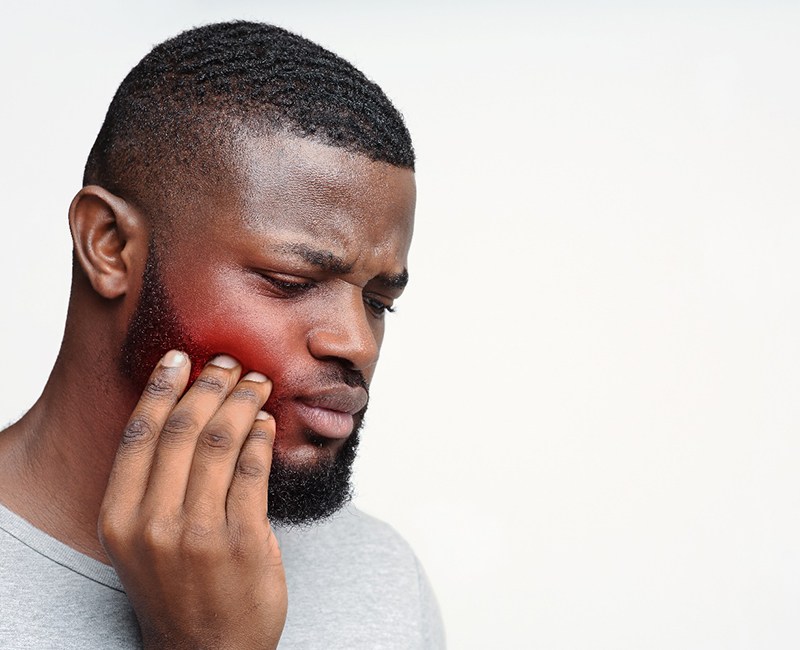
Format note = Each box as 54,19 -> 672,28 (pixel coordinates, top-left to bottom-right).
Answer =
183,324 -> 285,384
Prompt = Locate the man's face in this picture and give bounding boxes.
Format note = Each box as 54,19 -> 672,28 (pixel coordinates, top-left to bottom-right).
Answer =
120,132 -> 415,524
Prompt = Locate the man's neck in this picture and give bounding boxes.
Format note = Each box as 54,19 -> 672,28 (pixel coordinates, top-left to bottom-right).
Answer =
0,343 -> 137,563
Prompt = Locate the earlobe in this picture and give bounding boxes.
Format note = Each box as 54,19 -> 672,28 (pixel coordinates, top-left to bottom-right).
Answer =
69,186 -> 146,299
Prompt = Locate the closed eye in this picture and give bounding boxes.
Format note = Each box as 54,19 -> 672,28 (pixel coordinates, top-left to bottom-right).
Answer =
257,272 -> 316,296
364,295 -> 396,318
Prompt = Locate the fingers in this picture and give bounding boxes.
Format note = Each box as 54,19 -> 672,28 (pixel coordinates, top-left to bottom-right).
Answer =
98,353 -> 287,649
226,412 -> 276,526
102,350 -> 191,515
102,349 -> 275,553
142,354 -> 243,512
182,371 -> 273,515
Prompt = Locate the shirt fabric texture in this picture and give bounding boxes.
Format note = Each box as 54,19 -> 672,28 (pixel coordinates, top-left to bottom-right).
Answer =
0,503 -> 445,649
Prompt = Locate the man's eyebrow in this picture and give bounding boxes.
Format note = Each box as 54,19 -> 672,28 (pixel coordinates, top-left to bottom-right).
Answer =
374,269 -> 409,291
279,243 -> 353,274
279,242 -> 409,290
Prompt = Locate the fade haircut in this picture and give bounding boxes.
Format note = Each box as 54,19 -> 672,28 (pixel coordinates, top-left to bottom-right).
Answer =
83,20 -> 414,221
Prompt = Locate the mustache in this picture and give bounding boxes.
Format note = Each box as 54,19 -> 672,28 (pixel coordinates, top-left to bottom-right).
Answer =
321,365 -> 368,391
266,363 -> 369,412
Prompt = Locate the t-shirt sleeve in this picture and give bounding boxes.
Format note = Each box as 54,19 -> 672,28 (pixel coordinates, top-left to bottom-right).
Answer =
415,555 -> 446,649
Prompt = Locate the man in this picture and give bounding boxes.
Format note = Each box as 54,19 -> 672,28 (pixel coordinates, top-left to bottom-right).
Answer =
0,21 -> 444,649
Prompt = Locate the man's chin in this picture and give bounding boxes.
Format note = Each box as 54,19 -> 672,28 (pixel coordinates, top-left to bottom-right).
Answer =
266,430 -> 359,527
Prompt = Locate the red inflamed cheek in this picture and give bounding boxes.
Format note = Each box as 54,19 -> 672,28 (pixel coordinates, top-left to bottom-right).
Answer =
175,297 -> 296,386
183,328 -> 270,384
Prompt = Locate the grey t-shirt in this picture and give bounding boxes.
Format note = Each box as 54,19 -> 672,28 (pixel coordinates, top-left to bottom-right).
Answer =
0,503 -> 445,649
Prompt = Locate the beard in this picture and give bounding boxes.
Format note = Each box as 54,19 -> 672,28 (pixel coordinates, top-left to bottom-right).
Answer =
119,241 -> 362,525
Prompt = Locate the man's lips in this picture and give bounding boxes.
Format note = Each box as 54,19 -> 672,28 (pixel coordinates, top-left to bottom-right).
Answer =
299,386 -> 369,415
291,386 -> 369,440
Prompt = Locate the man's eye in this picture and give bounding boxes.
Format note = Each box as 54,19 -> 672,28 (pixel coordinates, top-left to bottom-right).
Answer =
259,273 -> 315,295
364,296 -> 396,318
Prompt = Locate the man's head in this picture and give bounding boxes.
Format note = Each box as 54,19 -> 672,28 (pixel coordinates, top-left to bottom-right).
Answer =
83,21 -> 414,222
69,21 -> 415,525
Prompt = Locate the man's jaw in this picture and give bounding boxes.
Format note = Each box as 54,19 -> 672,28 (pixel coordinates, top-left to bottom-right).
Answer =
119,244 -> 366,525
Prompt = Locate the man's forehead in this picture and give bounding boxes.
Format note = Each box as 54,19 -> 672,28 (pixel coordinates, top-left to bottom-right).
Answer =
159,129 -> 414,267
231,130 -> 414,201
216,131 -> 416,238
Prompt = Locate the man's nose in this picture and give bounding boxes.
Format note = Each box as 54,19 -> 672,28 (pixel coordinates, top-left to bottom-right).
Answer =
306,289 -> 380,372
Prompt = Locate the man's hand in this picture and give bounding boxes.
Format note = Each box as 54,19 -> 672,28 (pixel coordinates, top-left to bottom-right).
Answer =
98,350 -> 287,650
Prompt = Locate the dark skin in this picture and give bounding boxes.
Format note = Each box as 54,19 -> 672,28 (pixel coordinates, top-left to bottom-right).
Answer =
0,131 -> 416,648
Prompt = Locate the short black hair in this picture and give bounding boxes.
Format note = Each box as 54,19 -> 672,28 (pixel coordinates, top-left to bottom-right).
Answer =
83,21 -> 414,218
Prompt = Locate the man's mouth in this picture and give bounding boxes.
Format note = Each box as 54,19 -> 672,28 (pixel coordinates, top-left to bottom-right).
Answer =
291,386 -> 369,440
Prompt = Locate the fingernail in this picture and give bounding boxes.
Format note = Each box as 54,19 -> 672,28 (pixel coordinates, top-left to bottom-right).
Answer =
255,410 -> 272,421
208,354 -> 238,369
242,371 -> 269,383
162,350 -> 187,368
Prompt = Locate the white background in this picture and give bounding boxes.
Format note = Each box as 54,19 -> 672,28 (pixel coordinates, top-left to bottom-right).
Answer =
2,2 -> 799,648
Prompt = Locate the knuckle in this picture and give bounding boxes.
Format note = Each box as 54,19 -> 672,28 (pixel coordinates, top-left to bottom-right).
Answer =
191,374 -> 227,395
227,523 -> 246,557
199,426 -> 234,453
97,511 -> 125,550
180,520 -> 222,557
226,521 -> 263,559
141,517 -> 177,552
230,386 -> 260,404
143,374 -> 176,399
235,455 -> 267,481
248,427 -> 274,444
187,520 -> 214,540
160,410 -> 198,443
121,416 -> 156,446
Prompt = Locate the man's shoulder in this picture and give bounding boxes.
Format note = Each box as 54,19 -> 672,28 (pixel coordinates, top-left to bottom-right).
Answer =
275,505 -> 420,569
274,506 -> 446,649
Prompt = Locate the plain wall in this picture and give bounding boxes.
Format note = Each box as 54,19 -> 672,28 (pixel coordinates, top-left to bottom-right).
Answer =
1,2 -> 799,648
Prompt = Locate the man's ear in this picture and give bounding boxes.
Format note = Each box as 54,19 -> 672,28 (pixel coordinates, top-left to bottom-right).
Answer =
69,185 -> 147,299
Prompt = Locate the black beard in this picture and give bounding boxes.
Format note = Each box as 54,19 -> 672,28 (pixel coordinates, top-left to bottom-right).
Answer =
267,428 -> 360,526
120,241 -> 362,525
